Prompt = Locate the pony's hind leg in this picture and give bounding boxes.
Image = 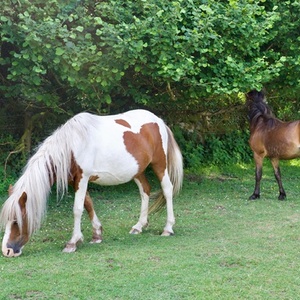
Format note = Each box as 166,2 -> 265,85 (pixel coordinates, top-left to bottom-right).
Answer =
130,174 -> 151,234
160,173 -> 175,236
271,158 -> 286,200
84,192 -> 103,243
151,162 -> 175,236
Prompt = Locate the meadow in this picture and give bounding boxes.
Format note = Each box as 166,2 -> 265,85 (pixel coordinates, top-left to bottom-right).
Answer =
1,162 -> 300,299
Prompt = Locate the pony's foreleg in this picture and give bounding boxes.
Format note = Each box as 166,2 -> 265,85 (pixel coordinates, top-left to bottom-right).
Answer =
63,179 -> 88,253
249,154 -> 263,200
160,174 -> 175,236
84,192 -> 103,243
271,158 -> 286,200
130,175 -> 150,234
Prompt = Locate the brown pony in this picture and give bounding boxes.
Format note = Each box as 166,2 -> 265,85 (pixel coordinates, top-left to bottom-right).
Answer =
247,90 -> 300,200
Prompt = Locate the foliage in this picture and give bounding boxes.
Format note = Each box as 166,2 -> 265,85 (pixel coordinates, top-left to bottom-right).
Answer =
174,126 -> 253,172
0,134 -> 23,175
1,0 -> 300,175
1,0 -> 298,112
264,0 -> 300,92
205,131 -> 253,166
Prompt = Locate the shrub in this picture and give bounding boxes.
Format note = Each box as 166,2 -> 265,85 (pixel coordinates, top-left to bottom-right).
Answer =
173,127 -> 252,172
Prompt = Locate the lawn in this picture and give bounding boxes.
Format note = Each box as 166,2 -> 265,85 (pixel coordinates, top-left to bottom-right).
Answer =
1,161 -> 300,299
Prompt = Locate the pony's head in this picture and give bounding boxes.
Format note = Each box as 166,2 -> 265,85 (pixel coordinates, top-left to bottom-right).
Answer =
246,90 -> 275,127
1,187 -> 30,257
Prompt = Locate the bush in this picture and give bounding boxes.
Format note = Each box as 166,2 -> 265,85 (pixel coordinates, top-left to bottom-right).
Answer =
173,127 -> 253,172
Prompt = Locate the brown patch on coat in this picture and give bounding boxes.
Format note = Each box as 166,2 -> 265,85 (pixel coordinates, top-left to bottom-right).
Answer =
135,173 -> 151,196
89,175 -> 99,182
69,154 -> 83,191
84,192 -> 95,220
18,192 -> 29,240
123,123 -> 166,181
84,192 -> 103,242
115,119 -> 131,128
18,192 -> 27,214
69,155 -> 99,189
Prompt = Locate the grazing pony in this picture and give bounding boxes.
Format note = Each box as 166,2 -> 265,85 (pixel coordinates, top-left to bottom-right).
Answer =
247,90 -> 300,200
0,109 -> 183,257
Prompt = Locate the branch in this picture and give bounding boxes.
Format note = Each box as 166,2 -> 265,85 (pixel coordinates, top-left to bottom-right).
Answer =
4,147 -> 24,179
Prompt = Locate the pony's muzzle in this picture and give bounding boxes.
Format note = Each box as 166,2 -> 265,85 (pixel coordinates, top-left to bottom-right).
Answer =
2,247 -> 22,258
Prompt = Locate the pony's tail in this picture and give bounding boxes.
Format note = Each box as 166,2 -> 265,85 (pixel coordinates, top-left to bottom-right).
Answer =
149,126 -> 183,213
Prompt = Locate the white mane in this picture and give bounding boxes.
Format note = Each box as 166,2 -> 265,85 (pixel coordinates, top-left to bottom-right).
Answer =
0,113 -> 92,236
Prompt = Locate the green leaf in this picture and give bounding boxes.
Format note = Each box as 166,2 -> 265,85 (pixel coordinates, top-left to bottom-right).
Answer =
75,26 -> 84,32
55,48 -> 65,56
32,75 -> 41,85
33,66 -> 44,73
104,94 -> 112,104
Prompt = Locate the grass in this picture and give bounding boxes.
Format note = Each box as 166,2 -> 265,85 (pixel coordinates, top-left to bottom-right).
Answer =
1,161 -> 300,299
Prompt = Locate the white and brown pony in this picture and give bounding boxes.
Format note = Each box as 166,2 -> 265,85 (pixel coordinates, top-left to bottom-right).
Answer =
0,109 -> 183,257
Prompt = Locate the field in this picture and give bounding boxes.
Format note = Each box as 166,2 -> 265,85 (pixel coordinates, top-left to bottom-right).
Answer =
1,162 -> 300,299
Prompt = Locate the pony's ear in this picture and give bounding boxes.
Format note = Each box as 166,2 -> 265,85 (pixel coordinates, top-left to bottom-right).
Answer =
257,90 -> 265,99
18,192 -> 27,213
8,184 -> 13,196
246,90 -> 265,102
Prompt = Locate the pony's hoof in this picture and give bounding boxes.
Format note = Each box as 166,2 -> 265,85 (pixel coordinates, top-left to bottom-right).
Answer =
90,237 -> 102,244
62,243 -> 77,253
90,233 -> 102,244
249,194 -> 260,200
129,228 -> 141,234
161,230 -> 174,237
278,194 -> 286,200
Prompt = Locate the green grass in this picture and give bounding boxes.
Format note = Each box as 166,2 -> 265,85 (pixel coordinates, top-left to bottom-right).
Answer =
1,161 -> 300,299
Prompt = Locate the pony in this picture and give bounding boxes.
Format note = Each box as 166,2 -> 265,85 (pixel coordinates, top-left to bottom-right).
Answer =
0,109 -> 183,257
247,90 -> 300,200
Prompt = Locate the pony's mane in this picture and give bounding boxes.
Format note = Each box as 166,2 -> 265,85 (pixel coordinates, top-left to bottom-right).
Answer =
0,113 -> 92,236
247,90 -> 278,129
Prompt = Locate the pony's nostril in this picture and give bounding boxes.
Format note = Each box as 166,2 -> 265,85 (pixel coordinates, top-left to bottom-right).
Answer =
5,248 -> 16,257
